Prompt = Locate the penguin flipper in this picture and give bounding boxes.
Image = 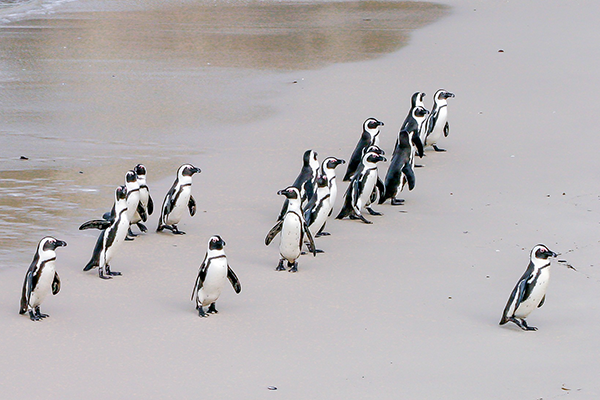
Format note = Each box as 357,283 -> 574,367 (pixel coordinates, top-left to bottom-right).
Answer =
412,134 -> 425,158
79,219 -> 112,230
188,195 -> 197,216
265,220 -> 284,246
402,164 -> 416,191
147,194 -> 154,215
19,269 -> 33,314
227,266 -> 242,294
444,121 -> 450,137
538,295 -> 545,308
137,202 -> 147,222
52,272 -> 61,295
303,221 -> 317,256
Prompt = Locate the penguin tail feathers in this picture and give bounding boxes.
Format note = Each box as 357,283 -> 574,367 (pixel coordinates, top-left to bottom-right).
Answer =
378,190 -> 391,205
336,206 -> 350,220
83,259 -> 98,272
499,315 -> 509,325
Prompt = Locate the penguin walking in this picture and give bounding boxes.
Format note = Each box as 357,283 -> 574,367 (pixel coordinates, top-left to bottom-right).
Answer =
336,150 -> 386,224
266,186 -> 316,272
316,156 -> 345,236
157,164 -> 201,235
421,89 -> 455,152
277,149 -> 319,220
343,118 -> 384,181
191,235 -> 241,317
19,236 -> 66,321
400,92 -> 427,133
80,185 -> 129,279
131,164 -> 153,234
102,170 -> 146,240
500,244 -> 558,331
303,175 -> 331,252
379,126 -> 424,206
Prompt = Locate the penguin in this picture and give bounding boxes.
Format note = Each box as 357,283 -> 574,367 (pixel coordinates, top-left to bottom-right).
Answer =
421,89 -> 455,152
19,236 -> 66,321
266,186 -> 316,272
343,117 -> 384,181
500,244 -> 558,331
277,149 -> 319,220
348,145 -> 386,214
80,185 -> 129,279
379,130 -> 417,205
336,150 -> 387,224
102,170 -> 146,240
316,156 -> 345,236
191,235 -> 241,317
303,175 -> 331,252
157,164 -> 201,235
400,92 -> 427,133
131,164 -> 153,234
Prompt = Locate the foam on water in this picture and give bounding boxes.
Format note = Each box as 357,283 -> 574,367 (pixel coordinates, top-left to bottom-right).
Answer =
0,0 -> 76,23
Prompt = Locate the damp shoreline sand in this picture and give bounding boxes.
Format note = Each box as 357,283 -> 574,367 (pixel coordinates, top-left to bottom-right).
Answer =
2,0 -> 600,399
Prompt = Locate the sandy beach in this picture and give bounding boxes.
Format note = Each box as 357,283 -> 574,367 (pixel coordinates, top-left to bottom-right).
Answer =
1,0 -> 600,398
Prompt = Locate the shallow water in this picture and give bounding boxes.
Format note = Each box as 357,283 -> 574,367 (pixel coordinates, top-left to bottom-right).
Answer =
0,0 -> 448,266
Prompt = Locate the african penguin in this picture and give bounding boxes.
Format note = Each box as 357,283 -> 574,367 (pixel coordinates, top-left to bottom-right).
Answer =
157,164 -> 201,235
379,123 -> 424,206
303,175 -> 331,252
500,244 -> 558,331
191,235 -> 241,317
336,150 -> 386,224
102,170 -> 146,240
19,236 -> 66,321
277,149 -> 319,220
343,118 -> 384,181
316,156 -> 345,236
400,92 -> 427,133
80,185 -> 129,279
131,164 -> 154,234
422,89 -> 455,152
266,186 -> 316,272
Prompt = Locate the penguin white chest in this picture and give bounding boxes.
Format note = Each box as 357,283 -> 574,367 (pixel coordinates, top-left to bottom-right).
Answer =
329,179 -> 338,207
310,197 -> 331,236
515,268 -> 550,318
426,107 -> 448,145
280,213 -> 302,261
126,191 -> 140,221
198,258 -> 228,306
105,216 -> 129,263
30,261 -> 55,307
357,171 -> 377,209
167,185 -> 191,224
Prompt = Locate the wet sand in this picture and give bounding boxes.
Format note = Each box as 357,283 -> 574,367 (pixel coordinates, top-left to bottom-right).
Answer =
2,0 -> 600,399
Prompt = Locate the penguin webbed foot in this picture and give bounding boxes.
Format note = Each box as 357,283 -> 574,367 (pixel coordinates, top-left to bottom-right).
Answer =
29,310 -> 41,321
125,236 -> 135,241
432,145 -> 446,152
172,225 -> 186,235
350,213 -> 372,224
391,198 -> 405,206
288,261 -> 298,273
197,307 -> 208,318
276,259 -> 286,271
106,266 -> 122,276
127,228 -> 138,237
509,317 -> 538,331
136,223 -> 148,233
207,303 -> 218,314
366,207 -> 383,216
315,231 -> 330,237
35,307 -> 49,319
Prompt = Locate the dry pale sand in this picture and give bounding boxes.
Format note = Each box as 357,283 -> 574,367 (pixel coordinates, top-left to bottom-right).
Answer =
1,0 -> 600,399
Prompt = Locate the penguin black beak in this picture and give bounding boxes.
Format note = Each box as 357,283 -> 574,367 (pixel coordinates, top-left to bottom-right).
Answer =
55,240 -> 67,248
379,121 -> 384,126
192,167 -> 201,174
378,156 -> 387,162
337,159 -> 346,165
445,92 -> 455,98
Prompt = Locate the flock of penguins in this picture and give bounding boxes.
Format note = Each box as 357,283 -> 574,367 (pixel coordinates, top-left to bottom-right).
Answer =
18,89 -> 564,331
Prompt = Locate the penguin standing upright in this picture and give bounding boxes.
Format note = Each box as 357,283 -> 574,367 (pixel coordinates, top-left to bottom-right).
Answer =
421,89 -> 455,152
379,130 -> 419,205
80,185 -> 130,279
303,175 -> 331,252
266,186 -> 316,272
102,170 -> 146,239
316,156 -> 345,236
343,118 -> 384,181
19,236 -> 66,321
131,164 -> 153,233
400,92 -> 427,132
500,244 -> 558,331
277,149 -> 319,220
157,164 -> 201,235
191,235 -> 241,317
336,150 -> 386,224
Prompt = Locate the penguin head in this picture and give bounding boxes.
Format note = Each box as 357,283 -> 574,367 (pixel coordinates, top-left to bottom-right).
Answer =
411,92 -> 426,108
208,235 -> 226,251
134,164 -> 147,177
363,145 -> 385,156
413,106 -> 429,119
531,244 -> 558,260
125,170 -> 138,188
277,186 -> 300,200
116,185 -> 127,201
363,151 -> 386,165
302,149 -> 319,170
179,164 -> 201,178
323,157 -> 345,171
435,89 -> 455,102
364,118 -> 384,132
39,236 -> 67,253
